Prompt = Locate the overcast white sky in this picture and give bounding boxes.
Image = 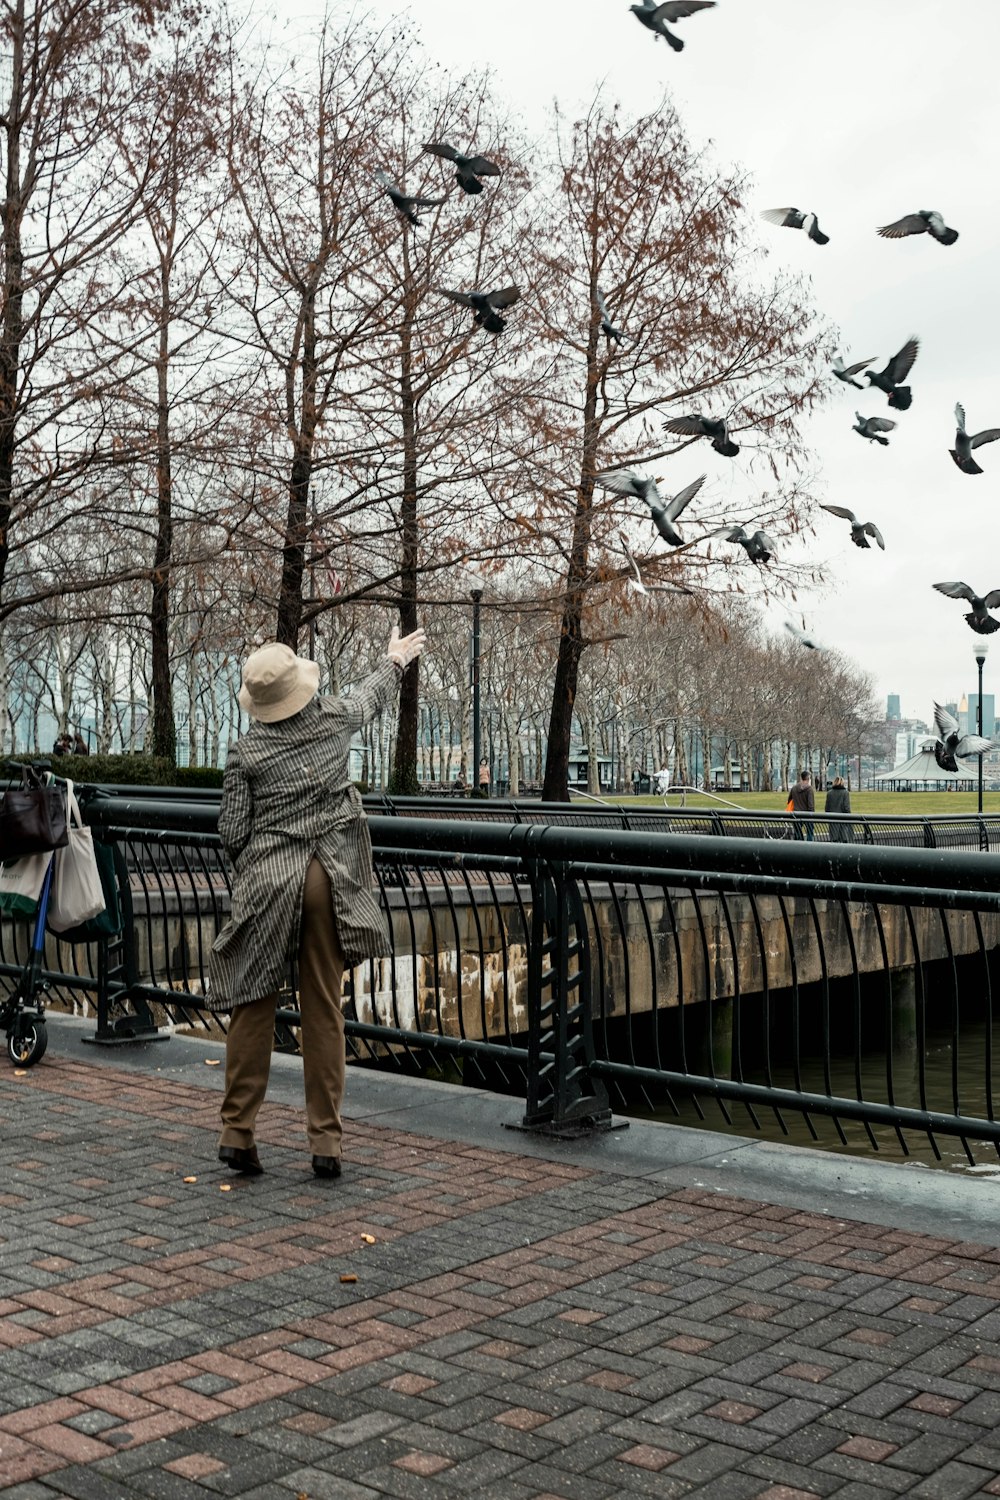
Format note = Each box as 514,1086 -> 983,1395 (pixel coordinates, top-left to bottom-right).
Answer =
272,0 -> 1000,720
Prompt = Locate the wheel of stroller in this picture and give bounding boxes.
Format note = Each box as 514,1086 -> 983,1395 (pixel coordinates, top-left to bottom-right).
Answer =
7,1017 -> 47,1067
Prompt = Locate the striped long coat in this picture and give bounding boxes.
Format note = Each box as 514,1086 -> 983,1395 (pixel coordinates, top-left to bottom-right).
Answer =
207,659 -> 402,1011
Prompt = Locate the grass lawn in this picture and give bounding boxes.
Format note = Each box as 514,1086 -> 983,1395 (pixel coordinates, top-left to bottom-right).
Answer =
589,790 -> 1000,816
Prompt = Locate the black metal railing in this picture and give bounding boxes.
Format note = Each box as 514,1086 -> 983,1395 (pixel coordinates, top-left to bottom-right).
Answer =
367,797 -> 1000,853
28,780 -> 1000,852
4,792 -> 1000,1166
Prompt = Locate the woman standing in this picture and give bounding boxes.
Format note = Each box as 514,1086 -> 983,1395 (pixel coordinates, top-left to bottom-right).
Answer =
824,775 -> 854,842
208,626 -> 426,1178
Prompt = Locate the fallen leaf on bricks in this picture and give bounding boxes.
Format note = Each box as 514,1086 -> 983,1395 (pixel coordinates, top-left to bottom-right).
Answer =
183,1176 -> 198,1184
220,1184 -> 232,1192
361,1234 -> 376,1244
340,1273 -> 358,1284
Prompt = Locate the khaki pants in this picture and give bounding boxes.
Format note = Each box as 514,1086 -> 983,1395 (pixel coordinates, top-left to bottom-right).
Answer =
219,858 -> 346,1157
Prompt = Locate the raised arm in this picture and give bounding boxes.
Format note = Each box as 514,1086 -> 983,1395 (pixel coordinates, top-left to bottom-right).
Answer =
218,753 -> 253,862
338,628 -> 427,737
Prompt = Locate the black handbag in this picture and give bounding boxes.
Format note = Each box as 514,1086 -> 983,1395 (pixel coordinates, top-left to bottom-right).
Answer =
0,766 -> 69,859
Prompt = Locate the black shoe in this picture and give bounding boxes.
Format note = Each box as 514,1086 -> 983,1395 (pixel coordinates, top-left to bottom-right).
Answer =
218,1145 -> 263,1176
312,1155 -> 342,1179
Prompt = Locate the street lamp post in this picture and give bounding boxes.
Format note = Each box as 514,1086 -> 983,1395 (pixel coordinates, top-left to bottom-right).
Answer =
975,641 -> 989,814
470,584 -> 483,795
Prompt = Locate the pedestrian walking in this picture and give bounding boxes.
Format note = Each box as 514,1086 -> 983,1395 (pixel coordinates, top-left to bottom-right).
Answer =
207,627 -> 426,1179
824,775 -> 854,842
787,770 -> 815,841
478,758 -> 491,798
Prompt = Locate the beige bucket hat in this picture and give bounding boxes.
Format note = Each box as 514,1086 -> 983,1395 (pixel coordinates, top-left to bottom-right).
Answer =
238,643 -> 320,723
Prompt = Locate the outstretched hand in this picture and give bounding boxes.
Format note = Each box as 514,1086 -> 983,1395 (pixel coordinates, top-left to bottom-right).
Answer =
387,626 -> 427,670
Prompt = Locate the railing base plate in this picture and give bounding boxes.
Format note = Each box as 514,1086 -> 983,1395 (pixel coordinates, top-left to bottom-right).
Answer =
83,1031 -> 170,1047
506,1113 -> 629,1140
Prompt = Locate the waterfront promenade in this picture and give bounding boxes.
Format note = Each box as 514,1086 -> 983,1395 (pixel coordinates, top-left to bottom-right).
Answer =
3,1021 -> 1000,1498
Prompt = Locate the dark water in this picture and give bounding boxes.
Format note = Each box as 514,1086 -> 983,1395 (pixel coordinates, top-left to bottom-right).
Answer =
621,1015 -> 1000,1177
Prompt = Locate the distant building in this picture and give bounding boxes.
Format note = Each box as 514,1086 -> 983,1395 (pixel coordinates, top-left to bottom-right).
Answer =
886,693 -> 901,721
968,693 -> 996,738
959,694 -> 970,736
892,721 -> 932,767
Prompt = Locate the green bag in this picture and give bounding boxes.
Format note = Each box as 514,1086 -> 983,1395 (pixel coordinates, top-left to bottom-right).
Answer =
55,837 -> 122,943
0,852 -> 51,918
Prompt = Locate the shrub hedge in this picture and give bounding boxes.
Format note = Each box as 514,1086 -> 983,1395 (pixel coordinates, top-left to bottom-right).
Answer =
174,766 -> 226,789
18,753 -> 224,789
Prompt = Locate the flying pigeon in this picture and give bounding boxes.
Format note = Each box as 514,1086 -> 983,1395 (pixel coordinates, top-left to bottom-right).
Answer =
664,412 -> 739,458
932,581 -> 1000,635
629,0 -> 716,51
619,533 -> 649,595
596,470 -> 706,547
951,404 -> 1000,476
709,525 -> 777,564
596,288 -> 624,345
760,207 -> 829,245
438,285 -> 521,334
617,533 -> 693,596
853,412 -> 896,446
864,337 -> 918,411
832,353 -> 875,390
932,702 -> 993,773
820,505 -> 885,550
877,210 -> 959,246
784,620 -> 823,651
374,170 -> 444,227
421,141 -> 501,196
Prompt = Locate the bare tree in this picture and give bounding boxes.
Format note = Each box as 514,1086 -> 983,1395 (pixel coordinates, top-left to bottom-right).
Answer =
518,99 -> 827,799
0,0 -> 171,623
107,13 -> 237,758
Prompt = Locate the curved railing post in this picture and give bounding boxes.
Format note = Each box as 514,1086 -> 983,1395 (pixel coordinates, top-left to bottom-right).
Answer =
520,846 -> 614,1135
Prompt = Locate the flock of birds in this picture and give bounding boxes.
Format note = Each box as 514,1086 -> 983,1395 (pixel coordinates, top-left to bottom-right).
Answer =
372,3 -> 994,771
374,148 -> 521,332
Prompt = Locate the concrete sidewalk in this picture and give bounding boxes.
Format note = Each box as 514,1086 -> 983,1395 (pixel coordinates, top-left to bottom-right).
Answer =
2,1019 -> 1000,1498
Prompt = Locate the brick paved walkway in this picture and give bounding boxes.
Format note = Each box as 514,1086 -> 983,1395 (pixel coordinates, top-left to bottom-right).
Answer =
4,1054 -> 1000,1498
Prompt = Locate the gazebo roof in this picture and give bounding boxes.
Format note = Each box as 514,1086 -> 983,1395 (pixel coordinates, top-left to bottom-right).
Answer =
872,741 -> 974,785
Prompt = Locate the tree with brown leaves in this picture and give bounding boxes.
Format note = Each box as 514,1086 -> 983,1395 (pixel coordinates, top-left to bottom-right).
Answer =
520,99 -> 828,799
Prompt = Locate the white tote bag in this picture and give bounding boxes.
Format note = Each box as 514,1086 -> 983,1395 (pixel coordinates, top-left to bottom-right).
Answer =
48,780 -> 105,933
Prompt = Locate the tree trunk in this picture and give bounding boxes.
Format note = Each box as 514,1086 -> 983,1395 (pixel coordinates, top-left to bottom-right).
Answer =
209,682 -> 221,768
275,285 -> 317,649
701,727 -> 712,790
150,259 -> 177,760
0,2 -> 25,612
542,511 -> 594,800
185,652 -> 198,768
506,709 -> 520,797
619,714 -> 632,793
587,709 -> 599,794
390,280 -> 420,795
542,230 -> 606,802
